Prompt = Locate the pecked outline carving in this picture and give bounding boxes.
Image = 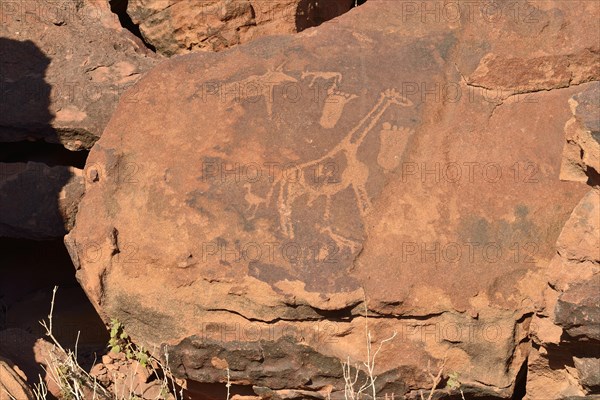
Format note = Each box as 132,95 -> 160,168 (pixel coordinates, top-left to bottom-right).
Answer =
244,86 -> 415,252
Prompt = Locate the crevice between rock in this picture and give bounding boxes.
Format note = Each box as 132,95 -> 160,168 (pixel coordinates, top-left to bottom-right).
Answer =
0,140 -> 88,168
108,0 -> 157,52
204,305 -> 447,324
512,357 -> 528,400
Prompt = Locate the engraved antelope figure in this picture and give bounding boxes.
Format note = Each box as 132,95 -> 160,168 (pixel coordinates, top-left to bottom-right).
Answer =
301,71 -> 343,88
251,89 -> 413,250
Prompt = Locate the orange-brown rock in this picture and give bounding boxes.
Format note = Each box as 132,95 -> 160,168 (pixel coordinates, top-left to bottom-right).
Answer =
560,83 -> 600,185
118,0 -> 356,56
0,0 -> 159,150
67,1 -> 599,398
0,356 -> 34,400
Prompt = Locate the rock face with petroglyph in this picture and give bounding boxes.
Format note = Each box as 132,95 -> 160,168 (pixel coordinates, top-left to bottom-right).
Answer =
67,1 -> 599,398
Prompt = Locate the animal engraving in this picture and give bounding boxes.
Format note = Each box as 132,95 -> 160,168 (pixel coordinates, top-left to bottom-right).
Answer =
237,63 -> 298,118
245,88 -> 414,252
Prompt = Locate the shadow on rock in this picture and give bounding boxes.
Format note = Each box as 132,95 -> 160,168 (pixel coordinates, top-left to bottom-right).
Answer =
0,37 -> 106,393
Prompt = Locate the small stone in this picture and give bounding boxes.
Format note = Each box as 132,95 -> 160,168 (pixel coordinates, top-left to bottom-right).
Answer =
108,351 -> 126,361
141,382 -> 163,399
90,363 -> 107,377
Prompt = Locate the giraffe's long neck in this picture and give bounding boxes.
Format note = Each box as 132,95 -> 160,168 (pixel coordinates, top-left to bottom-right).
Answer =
298,93 -> 395,167
349,95 -> 393,145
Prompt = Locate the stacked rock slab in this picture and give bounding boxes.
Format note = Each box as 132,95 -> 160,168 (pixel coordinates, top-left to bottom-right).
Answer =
526,83 -> 600,399
0,0 -> 158,151
0,0 -> 158,239
67,1 -> 599,398
120,0 -> 356,55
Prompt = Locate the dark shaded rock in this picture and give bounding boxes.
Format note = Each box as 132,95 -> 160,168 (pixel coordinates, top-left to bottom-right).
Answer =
574,356 -> 600,392
0,162 -> 83,239
556,279 -> 600,341
0,0 -> 159,150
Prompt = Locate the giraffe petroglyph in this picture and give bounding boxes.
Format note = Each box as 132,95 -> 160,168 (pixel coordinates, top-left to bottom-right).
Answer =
246,88 -> 414,252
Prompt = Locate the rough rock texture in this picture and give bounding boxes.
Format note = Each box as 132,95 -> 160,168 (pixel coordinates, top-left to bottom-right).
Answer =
0,162 -> 83,239
526,188 -> 600,399
525,84 -> 600,399
89,350 -> 189,400
0,356 -> 34,400
0,324 -> 106,399
0,0 -> 159,150
560,83 -> 600,185
67,1 -> 599,398
556,278 -> 600,341
118,0 -> 356,56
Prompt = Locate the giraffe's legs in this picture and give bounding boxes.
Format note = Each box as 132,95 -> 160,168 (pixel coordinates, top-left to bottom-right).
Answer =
266,96 -> 273,119
324,195 -> 332,221
266,89 -> 412,242
278,183 -> 292,238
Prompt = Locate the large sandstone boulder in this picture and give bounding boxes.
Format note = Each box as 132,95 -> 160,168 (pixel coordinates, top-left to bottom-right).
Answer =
115,0 -> 356,55
0,0 -> 159,150
67,1 -> 599,398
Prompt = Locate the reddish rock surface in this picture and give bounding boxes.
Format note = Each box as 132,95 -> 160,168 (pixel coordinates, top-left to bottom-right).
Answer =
0,329 -> 54,399
67,1 -> 599,398
0,0 -> 159,150
119,0 -> 356,56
